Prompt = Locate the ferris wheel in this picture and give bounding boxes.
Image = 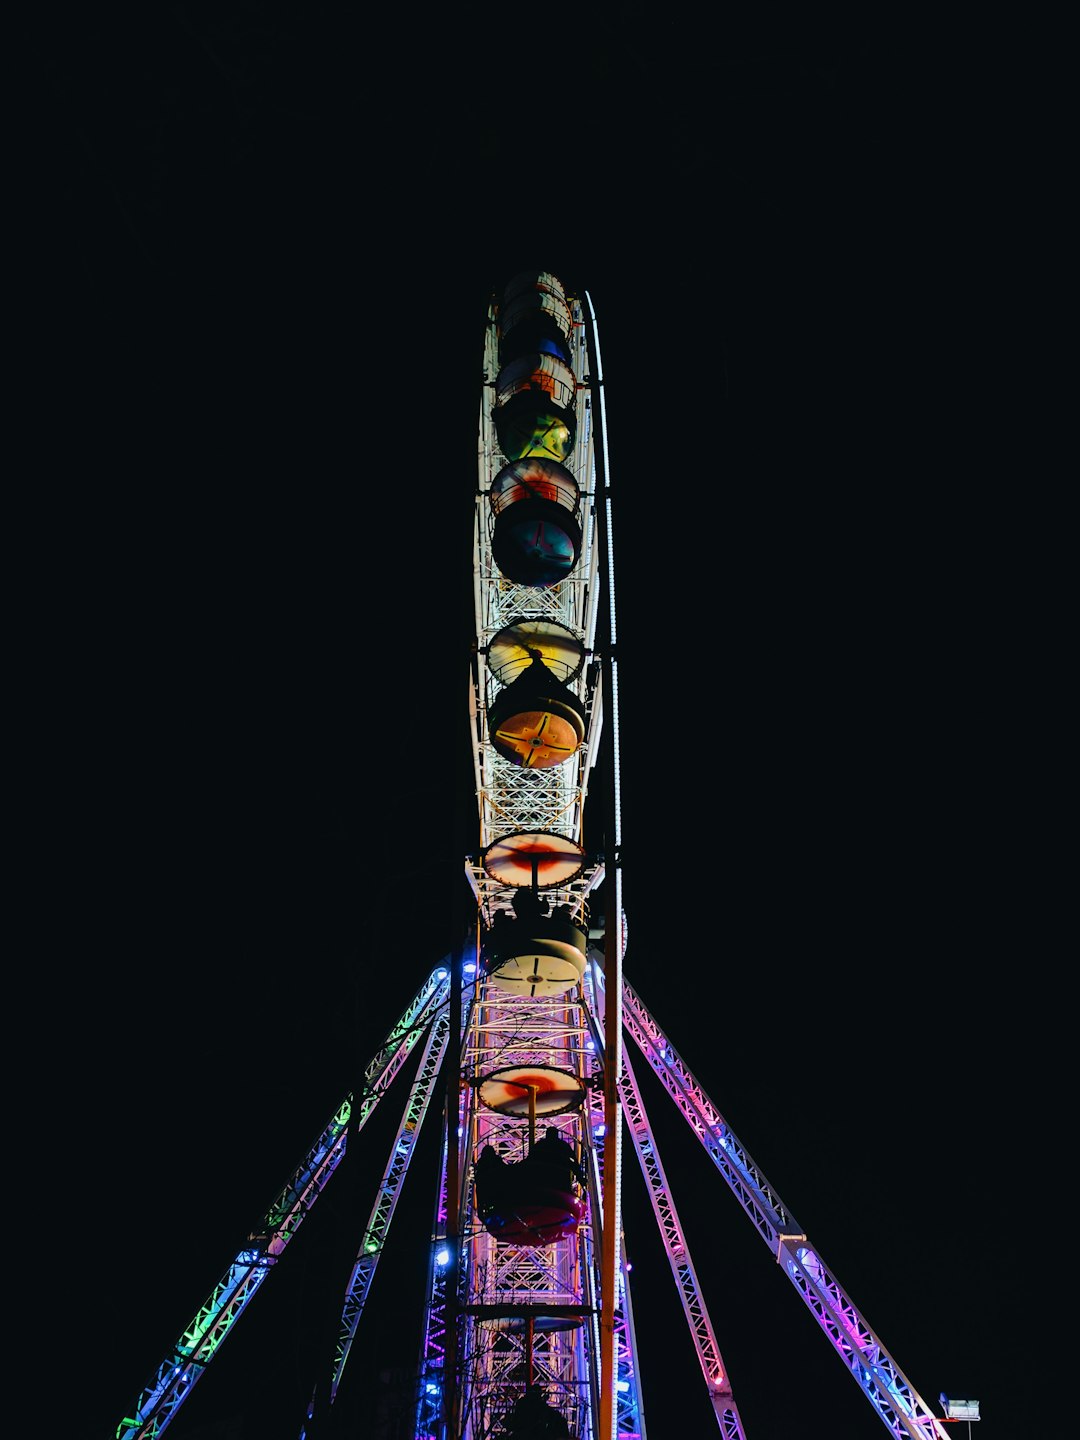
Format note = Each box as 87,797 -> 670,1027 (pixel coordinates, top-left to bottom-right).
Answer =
114,272 -> 957,1440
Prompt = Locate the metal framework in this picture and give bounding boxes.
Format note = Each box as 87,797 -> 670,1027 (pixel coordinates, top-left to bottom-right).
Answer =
115,277 -> 952,1440
465,285 -> 604,925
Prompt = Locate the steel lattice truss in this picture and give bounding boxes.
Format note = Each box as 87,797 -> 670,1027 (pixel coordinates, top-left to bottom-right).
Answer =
116,968 -> 452,1440
317,1005 -> 454,1421
455,985 -> 597,1439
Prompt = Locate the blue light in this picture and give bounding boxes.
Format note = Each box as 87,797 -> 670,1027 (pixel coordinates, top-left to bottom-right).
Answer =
464,961 -> 477,974
585,1039 -> 595,1051
436,1248 -> 450,1266
616,1379 -> 630,1393
593,1123 -> 606,1137
435,968 -> 448,980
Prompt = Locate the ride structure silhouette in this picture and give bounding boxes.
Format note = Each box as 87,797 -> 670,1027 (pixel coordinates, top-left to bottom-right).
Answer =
115,271 -> 956,1440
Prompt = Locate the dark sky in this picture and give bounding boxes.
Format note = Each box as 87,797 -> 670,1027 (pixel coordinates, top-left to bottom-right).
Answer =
41,11 -> 1022,1439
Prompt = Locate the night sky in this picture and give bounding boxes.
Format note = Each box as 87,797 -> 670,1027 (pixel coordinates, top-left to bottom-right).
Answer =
41,11 -> 1023,1438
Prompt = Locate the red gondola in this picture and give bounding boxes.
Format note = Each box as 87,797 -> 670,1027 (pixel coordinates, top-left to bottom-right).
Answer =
477,1161 -> 586,1246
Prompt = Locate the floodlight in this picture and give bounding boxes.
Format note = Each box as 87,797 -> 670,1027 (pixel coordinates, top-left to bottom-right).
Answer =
940,1394 -> 980,1421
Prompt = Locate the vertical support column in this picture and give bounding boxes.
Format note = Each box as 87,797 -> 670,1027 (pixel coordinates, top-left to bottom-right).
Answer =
584,290 -> 624,1440
442,488 -> 478,1439
442,925 -> 462,1440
